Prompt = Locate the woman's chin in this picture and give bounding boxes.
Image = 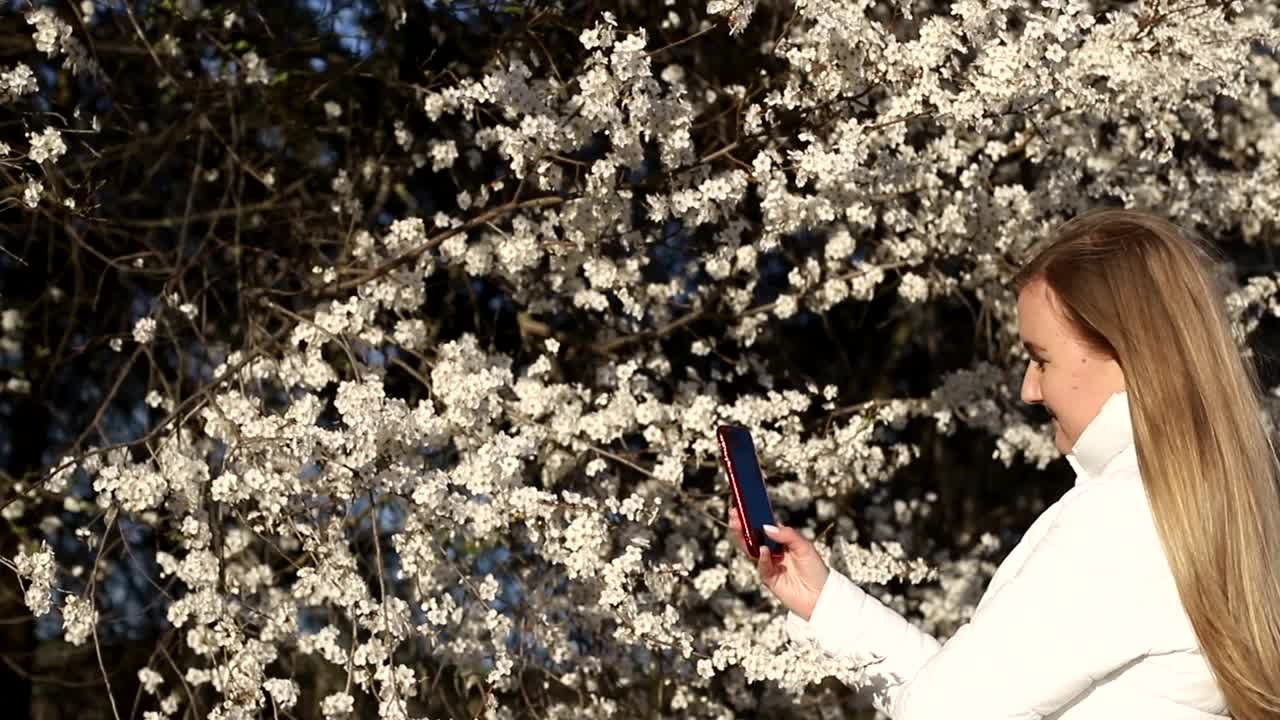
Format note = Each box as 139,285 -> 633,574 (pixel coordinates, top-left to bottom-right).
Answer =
1053,422 -> 1071,455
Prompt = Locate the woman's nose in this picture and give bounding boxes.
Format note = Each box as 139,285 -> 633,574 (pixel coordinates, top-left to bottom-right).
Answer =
1021,364 -> 1041,405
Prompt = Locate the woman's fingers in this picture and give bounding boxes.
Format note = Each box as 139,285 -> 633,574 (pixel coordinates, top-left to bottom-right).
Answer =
761,523 -> 830,613
727,507 -> 750,555
756,543 -> 777,580
759,523 -> 799,546
762,524 -> 816,559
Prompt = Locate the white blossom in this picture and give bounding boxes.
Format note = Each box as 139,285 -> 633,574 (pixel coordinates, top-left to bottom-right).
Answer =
13,542 -> 56,617
429,140 -> 458,171
138,667 -> 165,695
23,179 -> 43,209
240,51 -> 270,85
321,692 -> 355,719
26,8 -> 73,57
61,594 -> 96,646
0,310 -> 19,334
898,272 -> 931,303
1,64 -> 38,100
708,0 -> 758,35
132,317 -> 157,344
263,678 -> 299,710
27,128 -> 67,164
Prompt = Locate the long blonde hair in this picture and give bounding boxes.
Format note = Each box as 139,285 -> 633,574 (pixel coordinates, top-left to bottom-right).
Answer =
1014,208 -> 1280,719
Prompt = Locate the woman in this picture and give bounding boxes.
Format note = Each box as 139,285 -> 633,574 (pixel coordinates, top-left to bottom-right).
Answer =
732,209 -> 1280,719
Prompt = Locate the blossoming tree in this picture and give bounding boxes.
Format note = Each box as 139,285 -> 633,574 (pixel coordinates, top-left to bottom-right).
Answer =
3,1 -> 1280,718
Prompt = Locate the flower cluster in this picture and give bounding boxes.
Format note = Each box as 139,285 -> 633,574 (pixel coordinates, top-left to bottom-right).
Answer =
26,128 -> 67,164
0,63 -> 37,102
0,308 -> 23,395
12,542 -> 57,617
25,7 -> 96,75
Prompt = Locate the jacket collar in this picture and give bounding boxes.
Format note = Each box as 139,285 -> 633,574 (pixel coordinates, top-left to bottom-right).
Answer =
1065,390 -> 1136,485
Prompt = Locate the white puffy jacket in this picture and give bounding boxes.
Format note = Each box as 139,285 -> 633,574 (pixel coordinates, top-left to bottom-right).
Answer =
785,391 -> 1230,718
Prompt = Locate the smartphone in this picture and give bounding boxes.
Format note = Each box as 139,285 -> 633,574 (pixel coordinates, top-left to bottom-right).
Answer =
716,425 -> 783,559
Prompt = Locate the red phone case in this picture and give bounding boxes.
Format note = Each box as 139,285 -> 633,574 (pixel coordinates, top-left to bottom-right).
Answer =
717,426 -> 771,559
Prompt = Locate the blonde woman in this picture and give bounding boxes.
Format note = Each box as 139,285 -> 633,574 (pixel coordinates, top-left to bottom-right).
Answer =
732,210 -> 1280,719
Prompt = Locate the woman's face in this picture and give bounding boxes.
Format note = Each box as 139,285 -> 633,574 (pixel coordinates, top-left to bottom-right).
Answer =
1017,278 -> 1127,455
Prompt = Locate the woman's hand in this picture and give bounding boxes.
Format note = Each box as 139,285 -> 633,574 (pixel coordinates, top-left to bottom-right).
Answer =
728,507 -> 830,621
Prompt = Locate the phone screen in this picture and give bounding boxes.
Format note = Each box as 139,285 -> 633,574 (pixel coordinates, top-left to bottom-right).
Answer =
717,426 -> 782,556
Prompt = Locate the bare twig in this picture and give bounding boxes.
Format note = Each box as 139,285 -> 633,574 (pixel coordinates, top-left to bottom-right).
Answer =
644,22 -> 720,59
89,511 -> 123,720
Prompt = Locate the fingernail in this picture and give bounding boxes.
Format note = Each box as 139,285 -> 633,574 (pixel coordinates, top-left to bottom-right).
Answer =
762,524 -> 780,535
